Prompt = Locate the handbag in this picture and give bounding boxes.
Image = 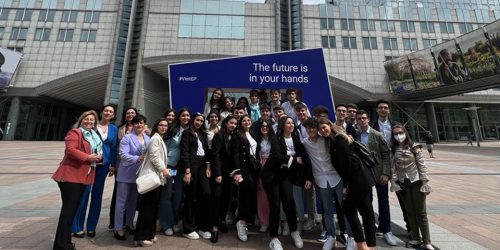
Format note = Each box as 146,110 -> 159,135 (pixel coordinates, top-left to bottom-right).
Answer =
136,159 -> 161,194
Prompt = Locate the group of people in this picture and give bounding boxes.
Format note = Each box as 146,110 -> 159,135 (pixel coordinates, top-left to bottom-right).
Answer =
52,88 -> 434,250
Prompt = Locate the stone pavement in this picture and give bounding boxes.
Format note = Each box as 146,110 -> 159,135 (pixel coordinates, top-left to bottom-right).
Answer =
1,140 -> 499,250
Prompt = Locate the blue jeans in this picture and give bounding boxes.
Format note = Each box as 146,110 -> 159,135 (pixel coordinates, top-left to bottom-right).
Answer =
317,180 -> 350,237
375,183 -> 392,233
159,170 -> 183,229
71,164 -> 109,233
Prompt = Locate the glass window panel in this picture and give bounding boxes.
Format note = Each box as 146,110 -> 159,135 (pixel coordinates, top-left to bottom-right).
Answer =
320,18 -> 327,29
218,2 -> 231,15
10,27 -> 19,40
206,15 -> 218,26
321,36 -> 329,48
219,15 -> 231,27
0,9 -> 10,20
34,28 -> 43,40
218,26 -> 231,38
231,1 -> 244,15
19,28 -> 28,39
232,16 -> 243,27
180,0 -> 194,13
205,25 -> 218,37
191,25 -> 204,38
88,30 -> 96,42
0,27 -> 4,39
57,29 -> 65,41
80,29 -> 89,41
320,4 -> 327,17
192,14 -> 205,25
206,1 -> 220,14
329,36 -> 336,48
231,26 -> 243,39
178,25 -> 191,37
179,14 -> 192,25
193,1 -> 207,14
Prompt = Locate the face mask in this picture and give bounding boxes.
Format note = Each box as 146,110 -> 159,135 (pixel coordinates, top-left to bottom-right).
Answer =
394,134 -> 406,143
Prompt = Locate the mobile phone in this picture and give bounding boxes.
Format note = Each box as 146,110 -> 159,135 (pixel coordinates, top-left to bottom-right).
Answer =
170,169 -> 177,176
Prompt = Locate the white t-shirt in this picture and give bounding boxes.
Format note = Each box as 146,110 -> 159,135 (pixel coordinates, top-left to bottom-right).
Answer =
246,132 -> 257,156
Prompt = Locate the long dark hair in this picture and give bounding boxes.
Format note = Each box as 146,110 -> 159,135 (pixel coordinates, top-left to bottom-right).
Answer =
163,108 -> 175,119
277,115 -> 297,138
209,88 -> 225,109
236,96 -> 250,112
118,107 -> 138,128
390,124 -> 413,152
188,112 -> 207,138
167,107 -> 191,139
221,96 -> 234,113
237,114 -> 254,140
151,118 -> 168,138
255,119 -> 275,143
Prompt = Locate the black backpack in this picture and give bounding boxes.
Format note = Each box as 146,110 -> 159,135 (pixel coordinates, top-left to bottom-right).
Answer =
351,140 -> 379,187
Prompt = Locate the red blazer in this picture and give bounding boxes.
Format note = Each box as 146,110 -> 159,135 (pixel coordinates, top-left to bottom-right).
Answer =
52,128 -> 96,185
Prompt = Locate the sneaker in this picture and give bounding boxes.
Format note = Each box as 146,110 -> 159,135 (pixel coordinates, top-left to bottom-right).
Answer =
198,230 -> 211,240
384,232 -> 397,246
269,238 -> 284,250
322,235 -> 336,250
236,220 -> 248,242
163,228 -> 173,236
316,230 -> 327,242
337,233 -> 347,244
260,225 -> 268,233
302,219 -> 315,231
376,229 -> 383,237
282,222 -> 290,236
424,243 -> 435,250
173,224 -> 181,233
291,230 -> 304,249
134,240 -> 153,247
183,231 -> 200,240
152,236 -> 158,243
346,237 -> 356,250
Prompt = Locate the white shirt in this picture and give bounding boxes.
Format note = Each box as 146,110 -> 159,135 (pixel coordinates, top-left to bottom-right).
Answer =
284,137 -> 295,156
246,132 -> 257,156
260,138 -> 271,160
97,125 -> 108,141
378,119 -> 392,145
196,134 -> 205,156
302,137 -> 341,188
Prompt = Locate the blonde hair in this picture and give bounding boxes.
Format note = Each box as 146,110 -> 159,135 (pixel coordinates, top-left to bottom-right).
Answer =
73,110 -> 99,129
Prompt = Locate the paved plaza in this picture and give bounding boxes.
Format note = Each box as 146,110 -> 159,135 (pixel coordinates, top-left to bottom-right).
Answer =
0,140 -> 499,250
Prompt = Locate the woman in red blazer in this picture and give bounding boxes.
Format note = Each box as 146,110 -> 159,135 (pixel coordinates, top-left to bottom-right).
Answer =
52,110 -> 103,250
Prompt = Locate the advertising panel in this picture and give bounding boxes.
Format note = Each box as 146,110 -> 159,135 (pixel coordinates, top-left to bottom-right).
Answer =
0,48 -> 23,90
384,56 -> 415,93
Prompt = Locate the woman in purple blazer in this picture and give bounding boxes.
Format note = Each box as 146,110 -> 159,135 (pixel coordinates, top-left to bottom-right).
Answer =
114,114 -> 150,240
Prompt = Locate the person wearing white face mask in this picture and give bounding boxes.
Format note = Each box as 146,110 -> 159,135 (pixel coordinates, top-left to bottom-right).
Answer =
390,124 -> 434,250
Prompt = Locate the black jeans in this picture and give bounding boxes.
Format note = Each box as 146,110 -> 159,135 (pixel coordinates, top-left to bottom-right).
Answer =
183,156 -> 212,233
264,172 -> 298,238
134,186 -> 162,241
343,189 -> 376,247
53,182 -> 84,250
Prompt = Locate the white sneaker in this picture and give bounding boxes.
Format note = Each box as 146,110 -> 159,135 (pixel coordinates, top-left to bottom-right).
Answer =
163,228 -> 173,236
134,240 -> 153,247
236,220 -> 248,242
384,232 -> 397,246
302,219 -> 315,231
425,244 -> 435,250
198,230 -> 211,240
260,225 -> 268,233
346,237 -> 356,250
269,238 -> 284,250
182,231 -> 200,240
291,230 -> 303,249
282,222 -> 290,236
322,235 -> 335,250
151,236 -> 158,243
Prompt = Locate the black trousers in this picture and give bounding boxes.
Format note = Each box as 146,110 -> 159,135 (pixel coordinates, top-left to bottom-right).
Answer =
134,186 -> 162,241
343,189 -> 376,247
183,156 -> 212,233
237,171 -> 257,223
211,174 -> 231,227
108,180 -> 117,228
53,182 -> 85,250
396,190 -> 410,232
264,172 -> 298,238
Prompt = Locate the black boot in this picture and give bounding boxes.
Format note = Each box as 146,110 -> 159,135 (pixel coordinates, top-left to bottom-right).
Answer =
210,230 -> 219,243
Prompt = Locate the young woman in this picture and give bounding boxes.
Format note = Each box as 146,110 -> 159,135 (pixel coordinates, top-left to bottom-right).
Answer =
390,124 -> 433,250
211,115 -> 239,243
114,114 -> 150,240
263,116 -> 305,250
134,119 -> 171,247
204,88 -> 225,116
206,110 -> 221,150
220,96 -> 234,121
52,110 -> 102,250
236,96 -> 250,115
164,108 -> 176,125
255,119 -> 274,233
180,112 -> 212,240
231,114 -> 259,242
72,105 -> 117,238
159,108 -> 191,236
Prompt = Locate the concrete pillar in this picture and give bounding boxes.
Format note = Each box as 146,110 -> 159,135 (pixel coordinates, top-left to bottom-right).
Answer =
425,102 -> 439,142
3,97 -> 21,140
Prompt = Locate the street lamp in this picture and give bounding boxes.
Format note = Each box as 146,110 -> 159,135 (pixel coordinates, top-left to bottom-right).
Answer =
462,106 -> 481,147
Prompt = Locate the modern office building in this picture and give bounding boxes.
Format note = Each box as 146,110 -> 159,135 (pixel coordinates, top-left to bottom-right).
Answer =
1,0 -> 499,141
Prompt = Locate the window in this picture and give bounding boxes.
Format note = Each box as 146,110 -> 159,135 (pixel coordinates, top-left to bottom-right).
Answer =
0,27 -> 4,39
320,18 -> 334,30
321,36 -> 336,48
10,27 -> 28,40
62,0 -> 80,22
420,21 -> 435,33
422,38 -> 437,48
381,20 -> 395,32
401,21 -> 415,32
439,22 -> 454,33
341,19 -> 355,31
57,28 -> 74,41
15,0 -> 35,21
34,28 -> 51,41
383,37 -> 398,50
84,0 -> 102,23
342,36 -> 357,49
361,20 -> 375,31
459,23 -> 473,34
385,56 -> 395,61
39,0 -> 57,22
403,38 -> 418,51
7,46 -> 23,53
80,29 -> 97,42
362,37 -> 377,49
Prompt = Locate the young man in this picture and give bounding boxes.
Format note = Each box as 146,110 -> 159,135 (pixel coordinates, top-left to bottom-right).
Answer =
272,106 -> 285,134
371,100 -> 401,245
346,104 -> 358,126
295,102 -> 310,142
269,89 -> 282,117
233,106 -> 246,121
248,89 -> 261,122
334,104 -> 357,140
313,105 -> 329,120
253,103 -> 273,135
302,118 -> 355,250
281,89 -> 310,123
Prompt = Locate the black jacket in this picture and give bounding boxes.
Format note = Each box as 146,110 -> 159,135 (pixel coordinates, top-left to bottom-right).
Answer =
180,129 -> 209,172
231,131 -> 260,181
212,131 -> 233,178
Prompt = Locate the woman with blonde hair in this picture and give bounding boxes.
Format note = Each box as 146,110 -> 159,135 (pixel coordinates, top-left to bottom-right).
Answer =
53,110 -> 102,250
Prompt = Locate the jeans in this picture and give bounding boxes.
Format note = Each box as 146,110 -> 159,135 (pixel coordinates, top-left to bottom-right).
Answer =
375,183 -> 392,233
317,180 -> 350,237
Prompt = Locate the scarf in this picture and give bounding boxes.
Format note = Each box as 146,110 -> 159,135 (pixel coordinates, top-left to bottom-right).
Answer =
80,127 -> 103,154
249,103 -> 261,122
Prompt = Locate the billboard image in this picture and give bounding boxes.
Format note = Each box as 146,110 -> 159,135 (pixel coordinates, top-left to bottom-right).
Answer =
409,49 -> 440,90
384,56 -> 415,93
485,21 -> 500,73
433,40 -> 467,86
168,48 -> 336,121
456,28 -> 497,80
0,48 -> 23,90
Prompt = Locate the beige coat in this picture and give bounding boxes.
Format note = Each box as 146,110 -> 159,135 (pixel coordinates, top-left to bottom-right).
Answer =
138,133 -> 168,185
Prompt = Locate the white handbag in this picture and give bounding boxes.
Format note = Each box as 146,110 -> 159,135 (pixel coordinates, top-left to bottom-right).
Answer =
136,160 -> 161,194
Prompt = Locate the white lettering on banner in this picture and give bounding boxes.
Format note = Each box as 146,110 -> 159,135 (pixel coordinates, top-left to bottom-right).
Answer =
250,62 -> 309,85
178,77 -> 197,81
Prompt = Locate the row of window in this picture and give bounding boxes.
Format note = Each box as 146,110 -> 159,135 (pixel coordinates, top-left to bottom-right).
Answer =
320,18 -> 476,34
0,9 -> 100,22
321,36 -> 438,51
0,27 -> 96,42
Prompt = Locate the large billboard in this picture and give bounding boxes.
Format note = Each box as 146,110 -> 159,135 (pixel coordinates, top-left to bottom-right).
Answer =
168,48 -> 335,120
0,48 -> 23,90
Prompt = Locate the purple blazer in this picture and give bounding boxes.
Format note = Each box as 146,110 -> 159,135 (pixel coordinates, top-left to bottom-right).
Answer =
117,131 -> 150,183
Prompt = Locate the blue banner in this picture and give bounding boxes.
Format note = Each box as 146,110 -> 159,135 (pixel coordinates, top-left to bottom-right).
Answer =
168,48 -> 335,119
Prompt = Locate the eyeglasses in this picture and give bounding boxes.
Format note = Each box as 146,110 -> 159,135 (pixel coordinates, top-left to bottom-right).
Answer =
261,125 -> 269,128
